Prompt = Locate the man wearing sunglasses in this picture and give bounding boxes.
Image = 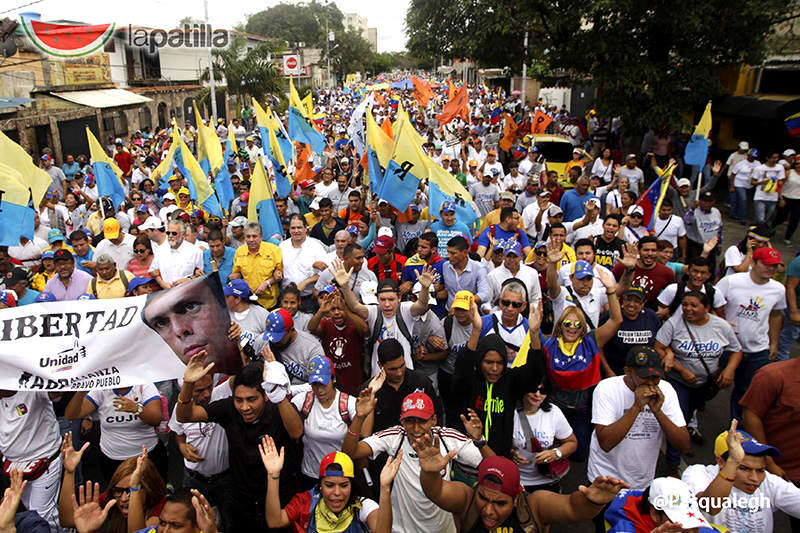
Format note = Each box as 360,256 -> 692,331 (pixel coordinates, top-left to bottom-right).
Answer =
488,240 -> 541,309
149,220 -> 204,289
479,278 -> 530,362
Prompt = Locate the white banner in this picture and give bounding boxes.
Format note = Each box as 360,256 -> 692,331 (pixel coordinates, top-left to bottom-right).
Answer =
347,93 -> 372,157
0,274 -> 239,391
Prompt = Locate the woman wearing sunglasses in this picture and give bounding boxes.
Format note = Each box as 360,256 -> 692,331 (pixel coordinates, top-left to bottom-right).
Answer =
126,235 -> 154,277
529,264 -> 622,461
621,205 -> 648,242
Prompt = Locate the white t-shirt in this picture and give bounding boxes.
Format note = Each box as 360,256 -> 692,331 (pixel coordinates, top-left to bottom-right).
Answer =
619,166 -> 644,194
591,158 -> 614,183
367,302 -> 416,376
652,215 -> 686,248
569,219 -> 605,245
86,384 -> 161,460
511,405 -> 574,487
291,389 -> 357,478
552,283 -> 608,328
656,282 -> 726,319
254,330 -> 326,384
280,237 -> 327,296
715,272 -> 787,353
314,181 -> 338,198
363,427 -> 482,533
168,382 -> 231,475
683,464 -> 800,533
731,159 -> 759,189
94,233 -> 136,270
588,376 -> 685,489
0,391 -> 60,462
723,245 -> 748,277
149,240 -> 203,284
487,263 -> 542,308
752,163 -> 786,202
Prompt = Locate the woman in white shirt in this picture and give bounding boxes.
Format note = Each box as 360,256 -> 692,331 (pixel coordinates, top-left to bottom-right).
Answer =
291,355 -> 363,490
774,158 -> 800,245
65,384 -> 165,483
605,176 -> 630,215
510,375 -> 577,493
751,152 -> 786,224
590,148 -> 614,183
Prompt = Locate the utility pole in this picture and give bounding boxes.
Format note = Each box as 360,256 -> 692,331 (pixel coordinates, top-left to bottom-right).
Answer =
521,24 -> 528,107
204,0 -> 217,125
325,2 -> 332,88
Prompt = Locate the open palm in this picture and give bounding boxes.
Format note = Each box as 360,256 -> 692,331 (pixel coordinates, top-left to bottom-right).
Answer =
258,435 -> 284,476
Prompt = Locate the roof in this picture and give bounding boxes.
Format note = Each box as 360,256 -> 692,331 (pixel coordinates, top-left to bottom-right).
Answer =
50,88 -> 152,108
714,94 -> 800,120
0,97 -> 34,111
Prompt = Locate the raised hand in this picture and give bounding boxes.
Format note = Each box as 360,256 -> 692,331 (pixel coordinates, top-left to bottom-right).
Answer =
0,468 -> 27,532
596,268 -> 616,291
529,300 -> 543,331
258,435 -> 284,476
355,388 -> 377,418
725,419 -> 746,464
228,322 -> 242,342
61,431 -> 90,474
130,446 -> 148,487
411,433 -> 458,474
260,344 -> 276,363
703,236 -> 719,255
459,408 -> 484,441
416,263 -> 437,289
712,160 -> 722,175
379,450 -> 403,489
191,489 -> 218,533
619,243 -> 639,269
184,351 -> 215,384
579,476 -> 629,505
546,241 -> 565,264
72,481 -> 116,533
469,298 -> 482,329
368,369 -> 386,395
330,258 -> 354,287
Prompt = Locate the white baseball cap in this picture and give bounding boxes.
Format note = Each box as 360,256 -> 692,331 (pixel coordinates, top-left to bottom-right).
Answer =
783,149 -> 796,157
627,205 -> 644,216
412,282 -> 437,306
648,477 -> 709,530
677,178 -> 691,187
377,227 -> 393,238
163,192 -> 176,201
586,198 -> 601,209
738,141 -> 750,150
309,197 -> 321,211
360,281 -> 378,305
139,216 -> 164,231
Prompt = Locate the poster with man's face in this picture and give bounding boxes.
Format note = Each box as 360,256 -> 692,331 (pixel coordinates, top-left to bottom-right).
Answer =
142,272 -> 241,375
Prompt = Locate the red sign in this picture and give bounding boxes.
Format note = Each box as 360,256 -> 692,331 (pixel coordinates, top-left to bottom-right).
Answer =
286,57 -> 297,69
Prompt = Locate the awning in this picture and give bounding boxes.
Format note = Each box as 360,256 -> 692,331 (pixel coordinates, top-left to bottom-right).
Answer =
50,88 -> 152,109
0,97 -> 34,110
714,94 -> 800,120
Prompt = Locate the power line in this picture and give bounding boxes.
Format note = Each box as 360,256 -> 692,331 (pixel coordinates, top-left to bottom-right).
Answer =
0,0 -> 44,15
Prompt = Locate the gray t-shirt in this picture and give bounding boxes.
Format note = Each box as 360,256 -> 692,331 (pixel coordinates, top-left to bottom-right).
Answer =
395,220 -> 430,254
253,329 -> 325,384
411,311 -> 446,382
685,207 -> 722,244
656,314 -> 741,386
230,304 -> 270,338
442,317 -> 472,375
46,166 -> 66,194
469,182 -> 500,217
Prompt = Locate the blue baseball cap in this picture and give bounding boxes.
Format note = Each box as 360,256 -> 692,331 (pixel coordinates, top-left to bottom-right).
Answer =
41,250 -> 55,260
227,157 -> 237,166
35,292 -> 57,303
137,204 -> 148,213
223,279 -> 257,301
127,276 -> 158,295
345,224 -> 359,236
318,283 -> 336,295
263,308 -> 294,343
491,167 -> 500,176
571,260 -> 594,279
239,162 -> 250,170
504,240 -> 522,257
715,429 -> 780,458
410,204 -> 420,212
48,228 -> 64,243
493,239 -> 507,252
76,293 -> 96,301
748,148 -> 759,158
308,355 -> 334,385
440,201 -> 456,214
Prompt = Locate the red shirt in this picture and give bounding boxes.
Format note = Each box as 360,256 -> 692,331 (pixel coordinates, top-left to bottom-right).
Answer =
318,318 -> 364,395
611,261 -> 675,303
367,254 -> 407,282
114,150 -> 134,175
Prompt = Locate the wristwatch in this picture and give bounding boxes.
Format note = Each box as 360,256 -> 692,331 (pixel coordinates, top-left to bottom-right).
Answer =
554,448 -> 563,459
136,404 -> 143,416
473,437 -> 488,449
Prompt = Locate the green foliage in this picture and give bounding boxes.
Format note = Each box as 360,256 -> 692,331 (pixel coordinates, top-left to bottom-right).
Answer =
245,1 -> 344,48
405,0 -> 791,132
296,84 -> 313,99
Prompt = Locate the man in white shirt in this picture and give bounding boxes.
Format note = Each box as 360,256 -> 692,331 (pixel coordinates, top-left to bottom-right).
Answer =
652,199 -> 687,262
231,118 -> 247,145
487,240 -> 541,308
683,422 -> 800,533
715,247 -> 787,421
279,215 -> 328,308
244,137 -> 263,168
619,154 -> 644,194
94,218 -> 135,270
567,198 -> 605,245
588,346 -> 690,489
730,148 -> 760,222
546,254 -> 608,329
149,220 -> 204,288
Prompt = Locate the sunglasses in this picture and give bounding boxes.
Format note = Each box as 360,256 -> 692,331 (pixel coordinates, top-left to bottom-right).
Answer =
534,250 -> 547,257
630,213 -> 643,219
500,299 -> 525,309
112,487 -> 132,496
134,248 -> 148,253
562,319 -> 582,329
166,231 -> 181,236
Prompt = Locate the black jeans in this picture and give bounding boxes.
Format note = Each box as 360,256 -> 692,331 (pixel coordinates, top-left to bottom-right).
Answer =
183,469 -> 234,532
99,440 -> 168,486
774,197 -> 800,240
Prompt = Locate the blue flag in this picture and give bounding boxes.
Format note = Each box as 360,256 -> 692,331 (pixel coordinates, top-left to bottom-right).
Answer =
212,139 -> 236,212
0,174 -> 35,246
367,147 -> 385,193
288,106 -> 325,155
86,128 -> 126,210
428,181 -> 477,227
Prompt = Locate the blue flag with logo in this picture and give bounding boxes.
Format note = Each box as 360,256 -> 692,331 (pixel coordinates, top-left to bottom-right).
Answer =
367,146 -> 385,193
288,106 -> 325,155
428,180 -> 477,227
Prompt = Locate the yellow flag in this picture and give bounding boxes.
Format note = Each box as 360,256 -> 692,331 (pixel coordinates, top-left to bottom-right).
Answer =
194,103 -> 223,174
227,121 -> 238,159
389,119 -> 429,178
0,131 -> 55,208
248,155 -> 274,223
301,92 -> 314,118
252,97 -> 271,129
289,76 -> 305,116
694,101 -> 712,138
366,107 -> 394,168
173,127 -> 215,208
154,136 -> 177,181
393,101 -> 426,148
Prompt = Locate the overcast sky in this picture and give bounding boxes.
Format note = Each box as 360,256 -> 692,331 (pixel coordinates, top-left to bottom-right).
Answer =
8,0 -> 409,52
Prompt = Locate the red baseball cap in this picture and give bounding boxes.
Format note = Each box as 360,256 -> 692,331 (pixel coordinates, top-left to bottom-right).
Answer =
478,456 -> 523,496
373,235 -> 394,255
400,392 -> 435,420
753,247 -> 783,265
300,179 -> 315,190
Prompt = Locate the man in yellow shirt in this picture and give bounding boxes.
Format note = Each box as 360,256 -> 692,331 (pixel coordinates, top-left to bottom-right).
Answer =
229,222 -> 283,309
86,253 -> 135,299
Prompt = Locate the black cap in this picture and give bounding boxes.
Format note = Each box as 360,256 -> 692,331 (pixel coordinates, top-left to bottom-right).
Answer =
53,249 -> 74,262
625,346 -> 664,378
376,278 -> 399,294
4,267 -> 28,285
700,191 -> 714,201
623,286 -> 647,300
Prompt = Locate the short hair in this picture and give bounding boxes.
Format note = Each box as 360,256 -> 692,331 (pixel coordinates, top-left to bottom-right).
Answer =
288,213 -> 306,227
95,253 -> 115,266
206,230 -> 224,243
573,238 -> 595,252
168,219 -> 186,233
605,213 -> 622,225
623,191 -> 637,203
688,256 -> 710,269
656,239 -> 673,251
244,222 -> 262,235
281,282 -> 301,301
549,223 -> 566,233
377,338 -> 405,365
319,198 -> 333,209
660,198 -> 673,208
275,196 -> 287,205
499,207 -> 516,222
682,289 -> 711,308
164,488 -> 196,525
133,234 -> 151,253
343,242 -> 364,258
233,362 -> 265,395
638,236 -> 658,249
500,278 -> 528,304
447,236 -> 469,251
419,231 -> 438,249
348,190 -> 361,199
69,230 -> 88,243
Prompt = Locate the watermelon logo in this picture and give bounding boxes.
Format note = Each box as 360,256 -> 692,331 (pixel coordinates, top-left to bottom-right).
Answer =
20,16 -> 115,58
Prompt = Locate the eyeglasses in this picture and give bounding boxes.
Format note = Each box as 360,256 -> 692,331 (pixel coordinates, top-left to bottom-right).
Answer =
630,214 -> 643,219
166,231 -> 181,236
134,248 -> 148,253
112,486 -> 132,496
534,250 -> 547,257
562,319 -> 582,329
500,299 -> 525,309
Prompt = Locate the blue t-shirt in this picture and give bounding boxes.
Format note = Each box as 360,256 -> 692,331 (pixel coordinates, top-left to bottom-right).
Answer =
401,255 -> 447,317
599,308 -> 662,375
559,189 -> 597,222
203,246 -> 236,286
787,255 -> 800,302
17,289 -> 41,306
430,220 -> 472,259
476,225 -> 530,250
62,162 -> 80,180
74,249 -> 95,275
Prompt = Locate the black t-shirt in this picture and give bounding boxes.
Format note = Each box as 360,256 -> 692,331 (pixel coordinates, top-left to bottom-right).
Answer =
205,397 -> 298,505
593,236 -> 626,269
360,369 -> 443,432
599,308 -> 662,375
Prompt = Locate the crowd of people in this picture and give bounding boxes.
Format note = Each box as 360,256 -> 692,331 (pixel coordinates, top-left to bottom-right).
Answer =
1,79 -> 800,533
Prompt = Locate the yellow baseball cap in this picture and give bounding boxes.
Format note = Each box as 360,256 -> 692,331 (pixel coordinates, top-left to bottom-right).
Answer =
451,290 -> 473,311
168,174 -> 181,182
178,187 -> 190,197
714,429 -> 779,458
102,218 -> 120,239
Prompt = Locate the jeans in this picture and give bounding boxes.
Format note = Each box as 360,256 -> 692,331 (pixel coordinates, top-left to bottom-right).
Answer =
664,378 -> 706,466
558,404 -> 592,462
778,308 -> 800,361
731,350 -> 771,421
183,469 -> 233,532
754,200 -> 777,224
731,187 -> 749,220
774,197 -> 800,240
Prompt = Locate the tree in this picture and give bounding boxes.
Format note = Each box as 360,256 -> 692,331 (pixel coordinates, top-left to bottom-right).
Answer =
245,1 -> 344,48
200,35 -> 284,115
333,29 -> 373,76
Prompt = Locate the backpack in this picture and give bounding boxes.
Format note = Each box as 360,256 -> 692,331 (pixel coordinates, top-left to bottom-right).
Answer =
91,270 -> 130,296
300,390 -> 352,426
367,307 -> 413,352
667,275 -> 715,316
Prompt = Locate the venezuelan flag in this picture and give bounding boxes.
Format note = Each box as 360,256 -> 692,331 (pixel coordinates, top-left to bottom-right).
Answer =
786,111 -> 800,138
635,162 -> 674,230
86,128 -> 126,210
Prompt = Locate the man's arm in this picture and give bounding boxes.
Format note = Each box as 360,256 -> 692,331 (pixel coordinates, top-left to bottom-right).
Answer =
678,235 -> 687,264
412,435 -> 472,516
529,477 -> 627,527
786,276 -> 800,326
743,407 -> 786,478
545,248 -> 563,300
175,353 -> 215,423
341,388 -> 378,459
695,419 -> 746,514
410,264 -> 435,317
769,309 -> 784,360
276,396 -> 303,439
330,259 -> 369,320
